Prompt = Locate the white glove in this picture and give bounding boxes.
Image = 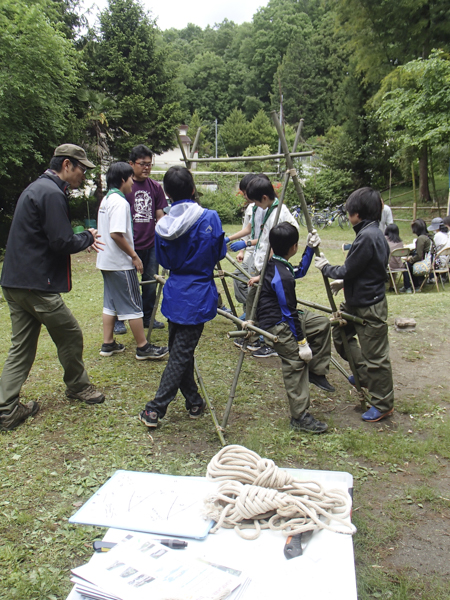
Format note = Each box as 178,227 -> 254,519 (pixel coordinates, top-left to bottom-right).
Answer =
330,279 -> 344,296
298,339 -> 313,363
307,229 -> 321,248
314,252 -> 330,271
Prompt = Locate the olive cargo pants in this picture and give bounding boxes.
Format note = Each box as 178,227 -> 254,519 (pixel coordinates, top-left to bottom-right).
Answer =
0,288 -> 91,412
333,297 -> 394,413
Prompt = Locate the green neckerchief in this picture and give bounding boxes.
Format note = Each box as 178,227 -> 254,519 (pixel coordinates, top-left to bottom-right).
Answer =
273,254 -> 295,277
255,198 -> 279,249
105,188 -> 133,233
250,204 -> 258,239
106,187 -> 126,199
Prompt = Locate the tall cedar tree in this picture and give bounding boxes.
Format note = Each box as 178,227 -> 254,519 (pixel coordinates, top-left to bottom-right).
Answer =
86,0 -> 181,159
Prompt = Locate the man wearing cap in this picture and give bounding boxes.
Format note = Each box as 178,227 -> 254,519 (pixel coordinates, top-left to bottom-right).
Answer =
0,144 -> 105,432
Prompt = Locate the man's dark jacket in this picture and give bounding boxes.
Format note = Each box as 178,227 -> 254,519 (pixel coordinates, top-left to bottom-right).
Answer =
1,171 -> 94,293
322,220 -> 390,307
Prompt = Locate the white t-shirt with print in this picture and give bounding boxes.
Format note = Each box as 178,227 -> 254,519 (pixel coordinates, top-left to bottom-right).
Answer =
254,204 -> 299,272
96,192 -> 135,271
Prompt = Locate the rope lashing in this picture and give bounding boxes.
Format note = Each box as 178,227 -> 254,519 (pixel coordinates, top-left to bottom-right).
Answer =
331,310 -> 347,327
204,445 -> 356,540
241,320 -> 254,330
286,168 -> 297,178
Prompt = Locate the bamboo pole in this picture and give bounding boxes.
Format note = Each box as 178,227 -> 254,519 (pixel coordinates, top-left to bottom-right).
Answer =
296,298 -> 365,326
187,151 -> 314,164
213,270 -> 250,286
194,358 -> 226,446
225,252 -> 252,279
272,111 -> 367,412
145,273 -> 166,342
217,308 -> 278,342
412,164 -> 417,221
221,119 -> 305,429
216,260 -> 237,317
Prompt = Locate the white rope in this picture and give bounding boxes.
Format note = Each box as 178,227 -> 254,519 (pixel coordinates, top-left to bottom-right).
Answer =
205,445 -> 356,539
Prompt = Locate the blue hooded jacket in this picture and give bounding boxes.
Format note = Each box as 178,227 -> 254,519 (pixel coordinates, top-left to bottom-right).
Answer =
155,200 -> 227,325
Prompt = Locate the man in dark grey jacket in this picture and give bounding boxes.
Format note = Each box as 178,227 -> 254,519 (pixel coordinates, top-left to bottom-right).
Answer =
0,144 -> 105,432
315,187 -> 394,423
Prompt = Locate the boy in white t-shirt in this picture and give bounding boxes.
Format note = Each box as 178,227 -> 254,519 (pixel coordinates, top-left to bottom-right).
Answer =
97,162 -> 168,360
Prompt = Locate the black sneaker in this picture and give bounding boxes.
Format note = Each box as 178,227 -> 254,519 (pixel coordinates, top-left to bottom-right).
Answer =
136,343 -> 169,360
113,320 -> 127,335
309,372 -> 335,392
0,401 -> 40,431
143,319 -> 165,329
290,412 -> 328,434
99,340 -> 125,357
233,338 -> 247,350
189,399 -> 206,419
138,409 -> 158,428
252,345 -> 278,358
65,385 -> 105,405
247,339 -> 262,352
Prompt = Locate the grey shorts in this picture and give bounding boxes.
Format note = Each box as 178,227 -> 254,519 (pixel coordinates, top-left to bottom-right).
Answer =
101,270 -> 143,320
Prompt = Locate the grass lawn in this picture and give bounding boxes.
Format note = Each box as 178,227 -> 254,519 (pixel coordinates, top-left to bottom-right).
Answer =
0,219 -> 449,599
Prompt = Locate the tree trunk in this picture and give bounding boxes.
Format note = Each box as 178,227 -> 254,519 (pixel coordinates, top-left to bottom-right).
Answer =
419,145 -> 431,203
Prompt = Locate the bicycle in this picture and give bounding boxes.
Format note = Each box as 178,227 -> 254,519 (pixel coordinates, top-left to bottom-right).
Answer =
314,204 -> 350,229
291,205 -> 320,228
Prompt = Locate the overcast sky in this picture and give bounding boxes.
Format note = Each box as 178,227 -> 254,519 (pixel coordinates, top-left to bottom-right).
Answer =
84,0 -> 269,30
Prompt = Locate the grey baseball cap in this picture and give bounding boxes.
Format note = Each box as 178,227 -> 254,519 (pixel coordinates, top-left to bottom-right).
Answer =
428,217 -> 443,231
54,144 -> 95,169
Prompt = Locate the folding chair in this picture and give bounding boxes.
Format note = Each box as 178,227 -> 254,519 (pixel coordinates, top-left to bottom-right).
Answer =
387,247 -> 415,294
430,247 -> 450,292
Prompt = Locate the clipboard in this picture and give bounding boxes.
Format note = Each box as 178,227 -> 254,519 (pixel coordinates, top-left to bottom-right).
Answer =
69,470 -> 217,540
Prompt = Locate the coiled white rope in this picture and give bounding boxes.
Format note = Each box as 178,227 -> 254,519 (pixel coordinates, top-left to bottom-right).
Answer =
204,445 -> 356,540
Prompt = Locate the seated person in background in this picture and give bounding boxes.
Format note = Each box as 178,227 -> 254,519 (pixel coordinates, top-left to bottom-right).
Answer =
258,222 -> 330,433
97,162 -> 169,360
385,224 -> 404,271
428,217 -> 448,252
400,219 -> 434,293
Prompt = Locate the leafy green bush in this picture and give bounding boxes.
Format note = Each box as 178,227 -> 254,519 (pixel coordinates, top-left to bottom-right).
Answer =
199,185 -> 244,224
303,167 -> 354,207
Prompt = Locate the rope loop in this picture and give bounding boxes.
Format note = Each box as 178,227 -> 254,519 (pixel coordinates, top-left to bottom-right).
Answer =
205,445 -> 356,539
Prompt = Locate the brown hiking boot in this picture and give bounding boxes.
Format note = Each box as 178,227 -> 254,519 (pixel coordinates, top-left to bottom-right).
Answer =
0,401 -> 40,431
65,385 -> 105,405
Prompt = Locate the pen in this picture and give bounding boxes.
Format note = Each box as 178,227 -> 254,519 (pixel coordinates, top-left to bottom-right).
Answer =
93,538 -> 188,552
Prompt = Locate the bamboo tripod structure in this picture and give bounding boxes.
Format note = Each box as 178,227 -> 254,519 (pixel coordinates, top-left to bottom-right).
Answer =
170,119 -> 369,442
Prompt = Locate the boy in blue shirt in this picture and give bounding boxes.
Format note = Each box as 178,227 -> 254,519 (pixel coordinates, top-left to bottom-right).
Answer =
258,222 -> 329,433
138,167 -> 227,428
315,187 -> 394,422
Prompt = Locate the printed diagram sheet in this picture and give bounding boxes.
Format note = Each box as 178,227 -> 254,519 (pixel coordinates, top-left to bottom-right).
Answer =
69,470 -> 218,539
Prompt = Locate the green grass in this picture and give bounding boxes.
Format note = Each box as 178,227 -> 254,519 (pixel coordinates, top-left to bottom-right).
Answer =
0,223 -> 449,599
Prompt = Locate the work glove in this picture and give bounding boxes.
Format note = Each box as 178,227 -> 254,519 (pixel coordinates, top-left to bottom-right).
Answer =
306,229 -> 321,248
230,240 -> 246,252
298,339 -> 313,363
314,252 -> 330,271
224,236 -> 230,244
330,279 -> 344,296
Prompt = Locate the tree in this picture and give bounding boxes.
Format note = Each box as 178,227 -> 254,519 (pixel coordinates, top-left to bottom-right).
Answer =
333,0 -> 450,82
375,51 -> 450,201
220,109 -> 250,156
85,0 -> 181,158
0,0 -> 79,241
248,110 -> 278,152
276,10 -> 349,138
